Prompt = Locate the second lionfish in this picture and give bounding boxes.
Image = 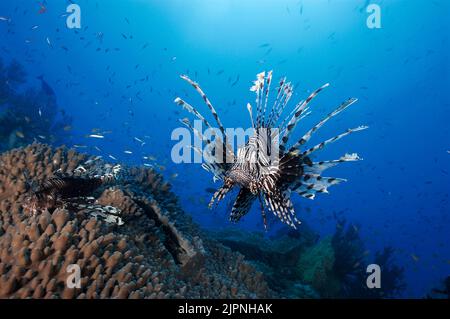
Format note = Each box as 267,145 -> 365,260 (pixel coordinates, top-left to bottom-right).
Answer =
174,71 -> 367,229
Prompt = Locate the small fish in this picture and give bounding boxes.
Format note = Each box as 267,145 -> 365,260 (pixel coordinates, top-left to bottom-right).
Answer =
46,37 -> 52,47
0,16 -> 11,22
170,173 -> 178,179
16,131 -> 25,138
411,254 -> 420,262
38,135 -> 46,139
88,134 -> 105,139
31,25 -> 39,30
143,163 -> 153,168
231,75 -> 240,87
63,125 -> 72,131
38,3 -> 47,14
134,137 -> 144,143
94,146 -> 102,152
259,43 -> 270,48
108,155 -> 117,160
124,150 -> 133,154
74,144 -> 87,148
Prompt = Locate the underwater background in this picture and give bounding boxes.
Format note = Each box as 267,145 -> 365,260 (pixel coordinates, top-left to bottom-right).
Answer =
0,0 -> 448,298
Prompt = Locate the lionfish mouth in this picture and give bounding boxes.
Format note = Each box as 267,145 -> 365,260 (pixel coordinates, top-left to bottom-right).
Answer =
174,71 -> 367,229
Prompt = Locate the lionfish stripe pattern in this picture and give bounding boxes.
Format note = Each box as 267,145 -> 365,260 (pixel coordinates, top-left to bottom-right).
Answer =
174,71 -> 367,229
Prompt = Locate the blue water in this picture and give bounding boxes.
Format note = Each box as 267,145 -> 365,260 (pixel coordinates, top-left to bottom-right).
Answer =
1,0 -> 449,298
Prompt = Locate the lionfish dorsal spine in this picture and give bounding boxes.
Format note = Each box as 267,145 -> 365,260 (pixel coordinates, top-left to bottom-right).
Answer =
290,97 -> 359,152
279,82 -> 330,153
261,70 -> 273,127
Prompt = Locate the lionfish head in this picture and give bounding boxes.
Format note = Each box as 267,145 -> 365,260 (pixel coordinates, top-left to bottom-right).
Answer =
22,193 -> 40,215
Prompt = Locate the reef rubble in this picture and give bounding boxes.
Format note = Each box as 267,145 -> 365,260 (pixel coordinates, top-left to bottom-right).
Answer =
0,143 -> 272,298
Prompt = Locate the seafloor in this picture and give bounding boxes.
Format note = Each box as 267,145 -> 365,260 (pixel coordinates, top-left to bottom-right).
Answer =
0,143 -> 418,299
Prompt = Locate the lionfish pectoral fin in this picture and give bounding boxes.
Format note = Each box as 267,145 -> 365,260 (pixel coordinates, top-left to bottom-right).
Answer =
229,188 -> 257,223
292,153 -> 363,200
293,176 -> 347,200
178,75 -> 232,161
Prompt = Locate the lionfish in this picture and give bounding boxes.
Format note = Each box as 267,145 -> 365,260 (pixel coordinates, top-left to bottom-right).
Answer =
174,71 -> 367,229
23,163 -> 124,225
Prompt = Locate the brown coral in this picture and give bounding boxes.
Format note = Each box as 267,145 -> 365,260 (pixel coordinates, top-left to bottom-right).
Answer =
0,143 -> 273,298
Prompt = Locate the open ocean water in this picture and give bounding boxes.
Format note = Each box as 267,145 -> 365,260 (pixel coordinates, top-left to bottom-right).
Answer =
0,0 -> 449,299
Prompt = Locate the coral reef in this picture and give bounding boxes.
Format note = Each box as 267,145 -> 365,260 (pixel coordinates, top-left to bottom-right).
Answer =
210,225 -> 320,298
0,144 -> 272,298
0,58 -> 72,152
211,219 -> 406,298
331,220 -> 406,298
296,237 -> 340,297
426,276 -> 450,299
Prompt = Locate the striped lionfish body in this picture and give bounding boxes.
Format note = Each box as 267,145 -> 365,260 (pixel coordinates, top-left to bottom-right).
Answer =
174,71 -> 367,229
23,164 -> 122,215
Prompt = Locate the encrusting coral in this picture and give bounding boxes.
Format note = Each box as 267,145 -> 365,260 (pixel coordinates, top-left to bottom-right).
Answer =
0,143 -> 272,298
